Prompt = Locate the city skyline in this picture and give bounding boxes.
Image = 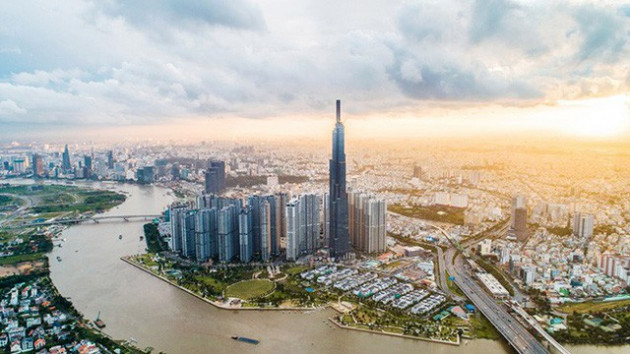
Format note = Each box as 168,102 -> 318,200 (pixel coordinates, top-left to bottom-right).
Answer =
2,2 -> 630,354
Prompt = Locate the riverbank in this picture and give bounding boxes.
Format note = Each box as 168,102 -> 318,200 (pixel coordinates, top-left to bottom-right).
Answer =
328,317 -> 460,346
121,256 -> 319,312
122,255 -> 467,347
0,180 -> 147,353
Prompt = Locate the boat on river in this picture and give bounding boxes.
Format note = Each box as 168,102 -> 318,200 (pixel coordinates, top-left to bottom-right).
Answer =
231,336 -> 259,345
94,311 -> 106,329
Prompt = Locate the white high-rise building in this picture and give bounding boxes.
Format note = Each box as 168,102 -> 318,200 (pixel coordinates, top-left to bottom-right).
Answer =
285,195 -> 320,261
239,207 -> 253,263
522,265 -> 536,285
286,199 -> 300,261
169,204 -> 188,253
500,247 -> 510,264
349,192 -> 387,254
260,201 -> 272,262
365,197 -> 387,254
573,213 -> 594,239
299,194 -> 320,254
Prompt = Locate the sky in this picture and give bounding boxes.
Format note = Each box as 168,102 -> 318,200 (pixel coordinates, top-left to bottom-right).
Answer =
0,0 -> 629,142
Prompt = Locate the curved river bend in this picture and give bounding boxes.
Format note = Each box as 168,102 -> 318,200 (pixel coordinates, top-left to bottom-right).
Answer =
36,181 -> 623,354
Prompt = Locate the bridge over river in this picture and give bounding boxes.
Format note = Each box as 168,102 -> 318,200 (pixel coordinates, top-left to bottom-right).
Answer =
8,214 -> 161,228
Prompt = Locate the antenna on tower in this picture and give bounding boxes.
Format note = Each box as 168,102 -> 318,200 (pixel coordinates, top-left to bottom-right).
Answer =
336,99 -> 341,123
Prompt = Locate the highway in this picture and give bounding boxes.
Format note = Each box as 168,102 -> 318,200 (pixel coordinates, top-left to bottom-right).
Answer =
425,219 -> 551,354
511,304 -> 571,354
434,245 -> 465,301
446,249 -> 549,354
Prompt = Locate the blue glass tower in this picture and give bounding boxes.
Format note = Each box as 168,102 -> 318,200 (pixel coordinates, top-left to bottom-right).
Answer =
328,99 -> 350,258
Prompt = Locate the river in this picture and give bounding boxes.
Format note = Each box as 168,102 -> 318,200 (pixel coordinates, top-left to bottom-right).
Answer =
11,180 -> 617,354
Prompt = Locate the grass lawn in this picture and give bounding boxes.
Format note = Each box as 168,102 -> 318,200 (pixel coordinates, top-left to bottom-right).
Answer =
284,265 -> 308,276
383,326 -> 404,334
138,254 -> 158,267
0,253 -> 47,266
470,313 -> 501,340
195,275 -> 227,293
225,279 -> 275,300
557,299 -> 630,314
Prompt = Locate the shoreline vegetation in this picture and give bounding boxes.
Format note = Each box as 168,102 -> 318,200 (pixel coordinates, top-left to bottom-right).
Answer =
328,317 -> 460,346
121,255 -> 462,345
120,256 -> 321,312
129,223 -> 464,345
0,182 -> 148,353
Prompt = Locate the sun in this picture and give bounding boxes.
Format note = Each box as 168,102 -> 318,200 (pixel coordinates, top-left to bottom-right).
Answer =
561,95 -> 630,138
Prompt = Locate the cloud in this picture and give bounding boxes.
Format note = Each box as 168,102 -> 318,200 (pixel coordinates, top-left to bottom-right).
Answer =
388,52 -> 541,100
0,99 -> 26,116
0,0 -> 629,133
93,0 -> 266,32
574,5 -> 628,62
468,0 -> 517,43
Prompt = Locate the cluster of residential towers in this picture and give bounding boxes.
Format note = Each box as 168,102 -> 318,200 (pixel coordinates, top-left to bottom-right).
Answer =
167,100 -> 387,263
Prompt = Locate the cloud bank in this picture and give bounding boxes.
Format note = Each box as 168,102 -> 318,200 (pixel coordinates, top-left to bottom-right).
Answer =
0,0 -> 628,129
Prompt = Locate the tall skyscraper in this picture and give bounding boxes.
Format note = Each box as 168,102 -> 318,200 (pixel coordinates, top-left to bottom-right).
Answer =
205,160 -> 226,194
239,207 -> 253,263
285,194 -> 321,261
364,197 -> 387,253
286,199 -> 300,261
300,194 -> 320,254
573,213 -> 594,240
259,200 -> 272,262
169,204 -> 188,253
218,205 -> 238,263
269,194 -> 284,255
83,155 -> 92,170
62,144 -> 71,172
183,210 -> 197,258
328,99 -> 350,258
195,208 -> 216,262
245,195 -> 281,261
349,192 -> 387,254
276,193 -> 289,249
106,150 -> 114,169
511,195 -> 528,241
248,195 -> 263,255
31,154 -> 44,177
83,155 -> 92,179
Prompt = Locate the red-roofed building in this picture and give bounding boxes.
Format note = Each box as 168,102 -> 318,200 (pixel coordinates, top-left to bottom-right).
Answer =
34,338 -> 46,350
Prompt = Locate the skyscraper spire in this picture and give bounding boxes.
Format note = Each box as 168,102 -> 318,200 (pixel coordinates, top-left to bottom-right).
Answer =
336,99 -> 341,123
62,144 -> 71,173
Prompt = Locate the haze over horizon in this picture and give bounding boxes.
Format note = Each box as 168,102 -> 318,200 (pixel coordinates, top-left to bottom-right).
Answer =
1,0 -> 629,141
